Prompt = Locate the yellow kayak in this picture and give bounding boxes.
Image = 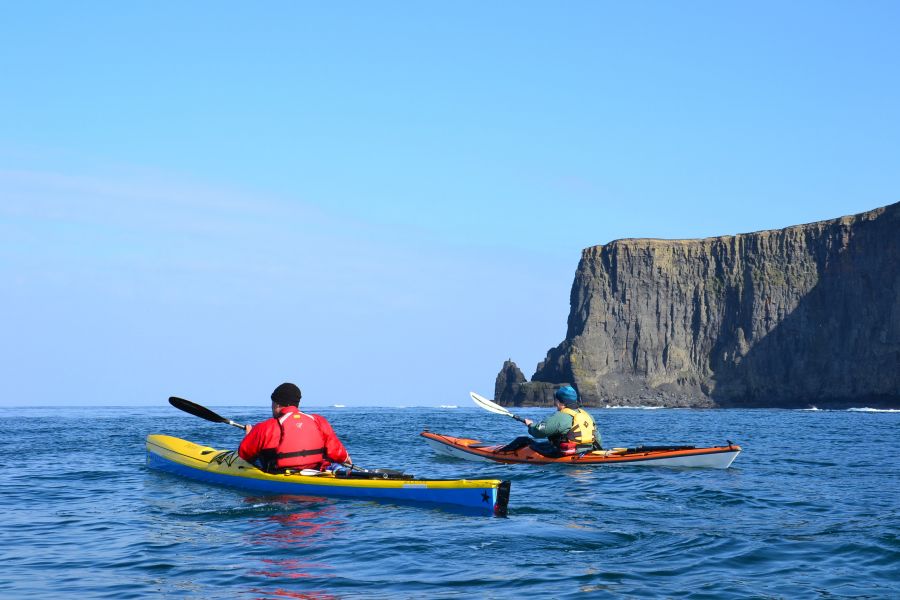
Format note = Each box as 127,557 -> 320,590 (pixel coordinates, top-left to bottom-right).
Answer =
146,434 -> 511,515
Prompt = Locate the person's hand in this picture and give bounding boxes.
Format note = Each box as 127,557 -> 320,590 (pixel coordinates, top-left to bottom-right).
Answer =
244,424 -> 252,434
524,419 -> 533,426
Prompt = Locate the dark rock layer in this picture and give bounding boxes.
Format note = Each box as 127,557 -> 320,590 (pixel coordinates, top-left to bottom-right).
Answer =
498,202 -> 900,408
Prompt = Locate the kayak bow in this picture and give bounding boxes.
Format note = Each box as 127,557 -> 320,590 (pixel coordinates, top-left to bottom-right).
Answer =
146,434 -> 511,515
421,431 -> 741,469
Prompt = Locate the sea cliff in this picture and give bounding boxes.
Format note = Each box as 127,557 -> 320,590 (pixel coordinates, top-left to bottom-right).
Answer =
497,202 -> 900,408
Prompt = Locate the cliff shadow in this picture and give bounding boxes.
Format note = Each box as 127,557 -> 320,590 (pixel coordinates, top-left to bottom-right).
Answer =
709,203 -> 899,408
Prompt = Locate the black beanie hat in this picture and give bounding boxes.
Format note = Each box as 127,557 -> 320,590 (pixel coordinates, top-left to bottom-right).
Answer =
271,382 -> 302,406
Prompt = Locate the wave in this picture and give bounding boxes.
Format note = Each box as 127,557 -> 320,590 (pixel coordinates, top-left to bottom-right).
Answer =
604,405 -> 666,410
846,407 -> 900,413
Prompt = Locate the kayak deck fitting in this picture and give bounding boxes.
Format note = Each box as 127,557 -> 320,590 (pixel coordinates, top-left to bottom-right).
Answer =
147,434 -> 510,515
421,431 -> 741,468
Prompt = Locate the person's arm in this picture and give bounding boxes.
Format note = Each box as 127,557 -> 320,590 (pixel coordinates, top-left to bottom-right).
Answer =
315,416 -> 350,464
238,421 -> 268,462
527,412 -> 569,439
592,421 -> 602,449
527,418 -> 549,438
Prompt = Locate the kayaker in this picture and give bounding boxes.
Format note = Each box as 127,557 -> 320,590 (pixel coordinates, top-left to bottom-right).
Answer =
238,382 -> 352,473
502,385 -> 601,456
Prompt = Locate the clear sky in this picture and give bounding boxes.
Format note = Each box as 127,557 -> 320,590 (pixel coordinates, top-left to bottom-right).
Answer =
2,2 -> 898,407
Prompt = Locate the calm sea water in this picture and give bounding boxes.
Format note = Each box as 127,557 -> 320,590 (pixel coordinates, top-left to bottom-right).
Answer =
1,404 -> 898,599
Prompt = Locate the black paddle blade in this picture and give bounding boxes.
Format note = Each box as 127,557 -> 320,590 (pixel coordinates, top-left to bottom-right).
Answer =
168,396 -> 229,424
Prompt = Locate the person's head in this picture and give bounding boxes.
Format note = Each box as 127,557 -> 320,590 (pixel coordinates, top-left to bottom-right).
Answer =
554,385 -> 579,409
271,382 -> 302,416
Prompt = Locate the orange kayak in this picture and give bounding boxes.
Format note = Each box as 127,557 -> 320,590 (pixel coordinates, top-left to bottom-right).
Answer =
421,431 -> 741,469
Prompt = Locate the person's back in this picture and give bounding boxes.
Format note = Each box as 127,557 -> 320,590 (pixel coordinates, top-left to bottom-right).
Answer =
522,385 -> 601,455
554,405 -> 600,453
238,382 -> 351,472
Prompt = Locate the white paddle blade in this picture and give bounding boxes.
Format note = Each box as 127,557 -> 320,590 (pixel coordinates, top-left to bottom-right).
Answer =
469,391 -> 514,416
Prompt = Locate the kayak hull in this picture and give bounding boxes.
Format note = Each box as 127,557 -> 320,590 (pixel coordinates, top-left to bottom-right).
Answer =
147,434 -> 510,515
421,431 -> 741,469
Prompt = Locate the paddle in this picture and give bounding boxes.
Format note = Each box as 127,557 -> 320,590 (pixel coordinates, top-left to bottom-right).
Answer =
469,392 -> 528,424
169,396 -> 247,430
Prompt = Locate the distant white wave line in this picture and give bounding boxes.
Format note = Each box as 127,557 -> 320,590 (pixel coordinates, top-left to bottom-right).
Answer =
439,405 -> 459,409
604,405 -> 665,410
847,407 -> 900,413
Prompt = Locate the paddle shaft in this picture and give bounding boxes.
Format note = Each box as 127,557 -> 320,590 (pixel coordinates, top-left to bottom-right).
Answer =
503,413 -> 528,424
169,396 -> 247,430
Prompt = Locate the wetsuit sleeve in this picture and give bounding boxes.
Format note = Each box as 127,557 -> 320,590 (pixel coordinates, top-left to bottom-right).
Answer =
527,412 -> 571,439
315,416 -> 350,464
238,420 -> 275,462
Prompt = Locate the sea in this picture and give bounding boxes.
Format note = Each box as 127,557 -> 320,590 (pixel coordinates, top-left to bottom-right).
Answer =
1,404 -> 898,599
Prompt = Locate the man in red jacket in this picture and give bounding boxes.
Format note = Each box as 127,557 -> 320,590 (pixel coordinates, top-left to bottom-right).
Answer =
238,382 -> 351,473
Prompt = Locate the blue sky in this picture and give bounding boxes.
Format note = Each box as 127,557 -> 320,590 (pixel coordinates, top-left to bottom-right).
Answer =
2,2 -> 898,407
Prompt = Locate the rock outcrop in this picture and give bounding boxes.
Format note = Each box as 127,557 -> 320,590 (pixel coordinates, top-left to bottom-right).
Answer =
494,360 -> 559,406
498,202 -> 900,408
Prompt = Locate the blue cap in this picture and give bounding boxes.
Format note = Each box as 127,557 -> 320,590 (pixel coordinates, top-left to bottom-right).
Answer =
554,385 -> 578,406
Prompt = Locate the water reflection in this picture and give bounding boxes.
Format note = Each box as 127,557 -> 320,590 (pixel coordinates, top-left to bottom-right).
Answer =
247,588 -> 339,600
245,497 -> 346,599
563,467 -> 597,481
247,497 -> 344,548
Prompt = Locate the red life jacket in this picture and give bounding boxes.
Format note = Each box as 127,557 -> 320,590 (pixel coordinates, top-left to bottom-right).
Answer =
274,409 -> 328,470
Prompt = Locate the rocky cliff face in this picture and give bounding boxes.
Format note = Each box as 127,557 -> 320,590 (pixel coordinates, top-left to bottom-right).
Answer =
497,202 -> 900,408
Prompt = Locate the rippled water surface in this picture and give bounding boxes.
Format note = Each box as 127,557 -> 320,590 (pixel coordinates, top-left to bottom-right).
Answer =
1,405 -> 898,599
